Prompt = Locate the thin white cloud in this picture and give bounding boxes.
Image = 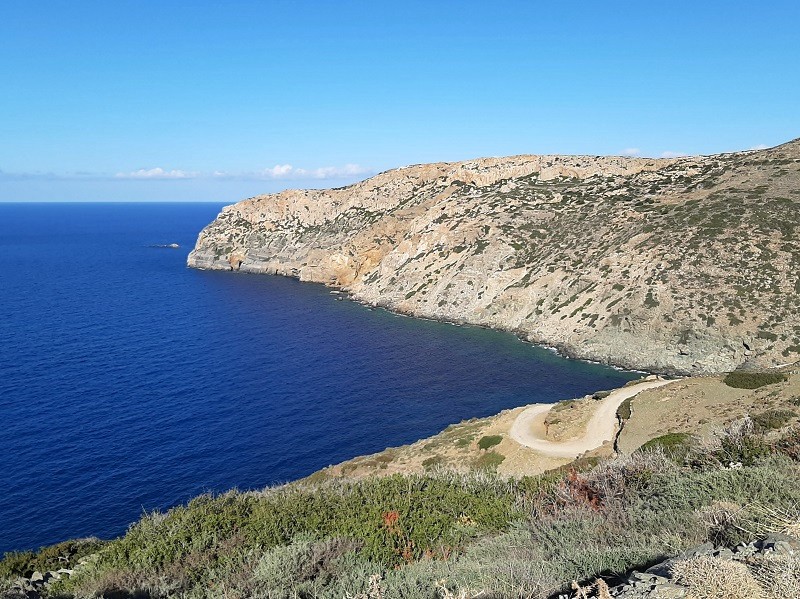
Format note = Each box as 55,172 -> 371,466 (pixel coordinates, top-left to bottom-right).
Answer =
620,148 -> 641,156
213,163 -> 373,181
308,163 -> 370,179
260,164 -> 294,178
0,168 -> 59,180
660,151 -> 688,158
115,167 -> 198,179
749,143 -> 769,150
3,164 -> 374,182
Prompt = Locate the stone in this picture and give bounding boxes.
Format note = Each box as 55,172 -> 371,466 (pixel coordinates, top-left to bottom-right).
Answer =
711,547 -> 734,560
651,584 -> 688,598
630,572 -> 668,584
760,533 -> 800,552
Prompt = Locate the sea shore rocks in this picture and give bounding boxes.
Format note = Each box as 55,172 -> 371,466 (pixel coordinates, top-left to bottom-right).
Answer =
6,568 -> 73,598
4,554 -> 96,599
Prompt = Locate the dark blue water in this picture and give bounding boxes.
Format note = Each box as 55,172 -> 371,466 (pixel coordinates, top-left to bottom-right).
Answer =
0,203 -> 638,555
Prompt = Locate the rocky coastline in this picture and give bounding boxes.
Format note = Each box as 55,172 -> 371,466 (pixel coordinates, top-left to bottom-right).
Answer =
188,141 -> 800,375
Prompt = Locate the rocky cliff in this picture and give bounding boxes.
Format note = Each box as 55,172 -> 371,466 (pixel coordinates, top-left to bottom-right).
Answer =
188,140 -> 800,374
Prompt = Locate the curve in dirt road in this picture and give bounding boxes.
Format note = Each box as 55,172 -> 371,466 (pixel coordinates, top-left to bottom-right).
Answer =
509,378 -> 680,459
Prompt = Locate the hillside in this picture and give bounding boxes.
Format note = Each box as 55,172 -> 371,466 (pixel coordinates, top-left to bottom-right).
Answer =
4,370 -> 800,598
189,140 -> 800,374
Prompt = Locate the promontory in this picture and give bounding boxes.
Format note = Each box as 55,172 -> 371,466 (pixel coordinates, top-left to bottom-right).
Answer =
188,139 -> 800,375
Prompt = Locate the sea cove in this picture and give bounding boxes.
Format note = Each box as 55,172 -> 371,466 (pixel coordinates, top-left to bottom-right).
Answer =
0,203 -> 638,555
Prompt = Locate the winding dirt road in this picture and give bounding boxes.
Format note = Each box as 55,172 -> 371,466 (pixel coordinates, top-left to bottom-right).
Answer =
509,378 -> 679,458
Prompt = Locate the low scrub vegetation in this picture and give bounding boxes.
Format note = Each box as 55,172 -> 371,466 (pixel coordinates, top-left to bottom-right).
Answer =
723,370 -> 788,389
752,409 -> 797,431
476,435 -> 502,451
4,424 -> 800,598
473,450 -> 505,470
638,432 -> 693,458
616,396 -> 634,420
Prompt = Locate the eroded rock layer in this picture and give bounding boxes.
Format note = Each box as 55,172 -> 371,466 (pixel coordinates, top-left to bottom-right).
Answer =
188,141 -> 800,374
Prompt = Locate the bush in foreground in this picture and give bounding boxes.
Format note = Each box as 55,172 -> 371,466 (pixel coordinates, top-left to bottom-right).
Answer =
4,427 -> 800,598
0,538 -> 104,580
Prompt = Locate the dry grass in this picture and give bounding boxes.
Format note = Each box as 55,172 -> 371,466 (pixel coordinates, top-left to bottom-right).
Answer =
696,501 -> 744,544
434,580 -> 487,599
569,578 -> 612,599
345,573 -> 385,599
670,555 -> 764,599
738,502 -> 800,539
751,552 -> 800,599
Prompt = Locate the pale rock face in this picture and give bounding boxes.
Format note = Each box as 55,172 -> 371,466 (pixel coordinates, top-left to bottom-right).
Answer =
188,141 -> 800,375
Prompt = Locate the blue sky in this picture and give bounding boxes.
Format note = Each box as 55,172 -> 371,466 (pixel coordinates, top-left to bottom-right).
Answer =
1,1 -> 798,202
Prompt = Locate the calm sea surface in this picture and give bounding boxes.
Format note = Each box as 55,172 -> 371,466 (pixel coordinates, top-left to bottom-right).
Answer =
0,203 -> 638,555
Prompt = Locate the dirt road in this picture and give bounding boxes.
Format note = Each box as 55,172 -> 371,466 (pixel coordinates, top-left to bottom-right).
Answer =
509,378 -> 679,458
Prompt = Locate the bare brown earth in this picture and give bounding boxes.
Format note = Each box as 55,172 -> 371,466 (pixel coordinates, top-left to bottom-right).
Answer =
618,367 -> 800,453
189,139 -> 800,375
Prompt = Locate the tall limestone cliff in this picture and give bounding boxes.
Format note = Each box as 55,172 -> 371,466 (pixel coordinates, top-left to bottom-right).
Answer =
188,140 -> 800,375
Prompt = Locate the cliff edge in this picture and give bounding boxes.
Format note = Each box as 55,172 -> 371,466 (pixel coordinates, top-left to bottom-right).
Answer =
188,140 -> 800,374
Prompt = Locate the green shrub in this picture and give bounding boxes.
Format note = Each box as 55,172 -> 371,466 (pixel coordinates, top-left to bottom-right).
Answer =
477,435 -> 502,451
722,371 -> 787,389
474,451 -> 505,471
94,472 -> 520,580
639,432 -> 693,459
0,551 -> 35,579
752,409 -> 797,431
719,432 -> 772,466
421,455 -> 445,470
617,397 -> 634,420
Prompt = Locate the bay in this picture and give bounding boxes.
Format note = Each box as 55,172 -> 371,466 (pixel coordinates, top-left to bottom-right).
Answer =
0,203 -> 638,554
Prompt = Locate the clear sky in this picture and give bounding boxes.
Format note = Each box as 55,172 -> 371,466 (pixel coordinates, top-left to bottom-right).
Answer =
1,1 -> 798,202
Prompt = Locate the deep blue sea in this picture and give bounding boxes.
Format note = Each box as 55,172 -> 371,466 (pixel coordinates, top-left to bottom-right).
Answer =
0,203 -> 638,555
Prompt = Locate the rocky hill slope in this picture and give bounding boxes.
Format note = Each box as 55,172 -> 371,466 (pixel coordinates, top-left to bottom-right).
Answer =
188,140 -> 800,374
